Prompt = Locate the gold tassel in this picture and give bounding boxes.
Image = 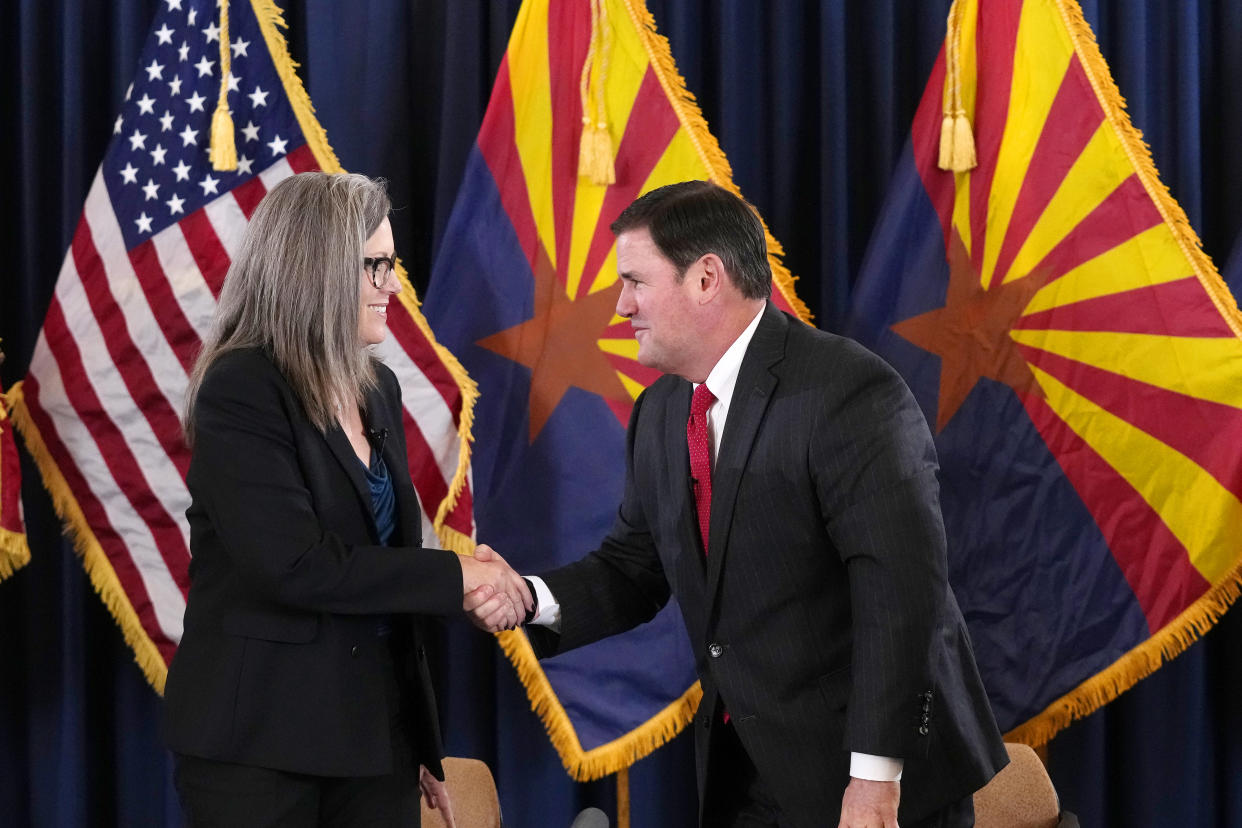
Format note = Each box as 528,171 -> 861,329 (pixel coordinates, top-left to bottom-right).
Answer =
578,0 -> 615,186
938,0 -> 977,172
949,111 -> 977,170
210,109 -> 237,171
578,119 -> 616,186
938,114 -> 955,170
209,0 -> 238,171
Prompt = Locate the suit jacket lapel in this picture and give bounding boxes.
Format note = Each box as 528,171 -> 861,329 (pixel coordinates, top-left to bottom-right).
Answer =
323,418 -> 377,541
369,386 -> 425,548
704,303 -> 786,603
324,381 -> 420,547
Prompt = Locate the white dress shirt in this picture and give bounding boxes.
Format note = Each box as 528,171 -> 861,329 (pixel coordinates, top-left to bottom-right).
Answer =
527,304 -> 901,782
694,305 -> 765,464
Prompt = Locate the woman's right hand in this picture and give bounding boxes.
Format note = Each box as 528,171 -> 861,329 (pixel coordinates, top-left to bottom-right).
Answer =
459,545 -> 532,631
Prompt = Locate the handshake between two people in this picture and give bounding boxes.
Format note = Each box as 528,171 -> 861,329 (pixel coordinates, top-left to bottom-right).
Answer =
458,544 -> 533,633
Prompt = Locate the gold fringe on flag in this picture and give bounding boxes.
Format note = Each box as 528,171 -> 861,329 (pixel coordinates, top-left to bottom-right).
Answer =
496,627 -> 704,781
1002,0 -> 1242,747
209,0 -> 238,171
393,275 -> 480,558
250,0 -> 342,175
5,382 -> 169,690
938,0 -> 977,172
0,389 -> 31,580
578,0 -> 616,186
1008,556 -> 1242,746
0,529 -> 29,580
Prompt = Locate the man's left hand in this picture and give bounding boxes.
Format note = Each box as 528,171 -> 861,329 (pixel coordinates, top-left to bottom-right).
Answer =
838,777 -> 900,828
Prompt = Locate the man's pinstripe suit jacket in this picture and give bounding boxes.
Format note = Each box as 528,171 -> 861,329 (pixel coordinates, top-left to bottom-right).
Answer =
528,302 -> 1008,826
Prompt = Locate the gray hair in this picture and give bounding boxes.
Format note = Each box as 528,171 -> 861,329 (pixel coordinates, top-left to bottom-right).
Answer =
183,172 -> 391,443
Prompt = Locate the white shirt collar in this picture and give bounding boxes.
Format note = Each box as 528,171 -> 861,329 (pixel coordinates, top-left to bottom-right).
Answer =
696,304 -> 766,409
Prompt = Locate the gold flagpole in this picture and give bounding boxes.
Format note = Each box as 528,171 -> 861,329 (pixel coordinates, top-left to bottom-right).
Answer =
616,767 -> 630,828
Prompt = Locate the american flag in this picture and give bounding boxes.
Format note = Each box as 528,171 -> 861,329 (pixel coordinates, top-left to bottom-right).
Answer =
10,0 -> 476,689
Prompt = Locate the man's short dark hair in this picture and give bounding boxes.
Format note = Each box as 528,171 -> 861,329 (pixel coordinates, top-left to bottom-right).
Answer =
610,180 -> 772,300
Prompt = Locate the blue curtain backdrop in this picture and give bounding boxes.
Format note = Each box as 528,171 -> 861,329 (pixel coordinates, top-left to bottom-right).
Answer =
3,2 -> 1241,826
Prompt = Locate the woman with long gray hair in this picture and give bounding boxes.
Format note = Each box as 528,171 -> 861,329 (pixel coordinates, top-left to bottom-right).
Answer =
163,172 -> 530,826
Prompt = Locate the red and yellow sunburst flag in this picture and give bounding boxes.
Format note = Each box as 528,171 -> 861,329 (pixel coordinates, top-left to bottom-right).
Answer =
847,0 -> 1242,746
425,0 -> 808,780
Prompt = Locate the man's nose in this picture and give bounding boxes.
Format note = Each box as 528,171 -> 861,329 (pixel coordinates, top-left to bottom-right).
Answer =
616,283 -> 635,318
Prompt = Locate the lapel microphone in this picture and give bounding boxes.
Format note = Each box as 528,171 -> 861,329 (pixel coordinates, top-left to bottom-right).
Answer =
365,426 -> 389,456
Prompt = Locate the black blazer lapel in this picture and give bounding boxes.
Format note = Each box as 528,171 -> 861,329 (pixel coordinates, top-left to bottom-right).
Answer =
704,304 -> 786,603
363,382 -> 425,549
374,409 -> 425,549
323,419 -> 377,540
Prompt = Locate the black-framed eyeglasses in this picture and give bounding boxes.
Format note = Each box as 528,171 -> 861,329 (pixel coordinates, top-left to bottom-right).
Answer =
363,256 -> 396,288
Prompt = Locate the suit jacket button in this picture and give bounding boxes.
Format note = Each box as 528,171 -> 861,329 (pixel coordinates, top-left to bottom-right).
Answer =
350,645 -> 360,658
919,725 -> 929,736
708,643 -> 723,658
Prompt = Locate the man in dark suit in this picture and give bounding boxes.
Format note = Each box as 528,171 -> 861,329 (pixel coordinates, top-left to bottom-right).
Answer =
501,181 -> 1008,827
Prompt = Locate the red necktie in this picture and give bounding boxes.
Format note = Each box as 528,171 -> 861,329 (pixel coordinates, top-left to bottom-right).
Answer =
687,383 -> 716,554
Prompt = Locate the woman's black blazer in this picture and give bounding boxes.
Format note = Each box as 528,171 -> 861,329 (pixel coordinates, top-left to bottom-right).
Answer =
163,347 -> 463,778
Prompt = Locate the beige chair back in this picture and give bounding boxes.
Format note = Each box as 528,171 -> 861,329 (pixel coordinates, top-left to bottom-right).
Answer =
973,742 -> 1061,828
421,756 -> 502,828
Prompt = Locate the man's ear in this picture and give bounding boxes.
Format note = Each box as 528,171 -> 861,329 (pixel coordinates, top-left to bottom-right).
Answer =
696,253 -> 726,302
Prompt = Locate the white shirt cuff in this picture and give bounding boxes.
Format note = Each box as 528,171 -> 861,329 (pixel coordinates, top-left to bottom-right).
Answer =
850,752 -> 903,782
524,575 -> 561,630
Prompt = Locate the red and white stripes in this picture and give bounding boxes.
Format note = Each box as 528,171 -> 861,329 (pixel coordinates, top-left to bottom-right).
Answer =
23,145 -> 474,663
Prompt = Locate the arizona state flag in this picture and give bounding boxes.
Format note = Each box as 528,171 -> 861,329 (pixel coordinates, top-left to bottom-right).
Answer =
425,0 -> 807,778
847,0 -> 1242,744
